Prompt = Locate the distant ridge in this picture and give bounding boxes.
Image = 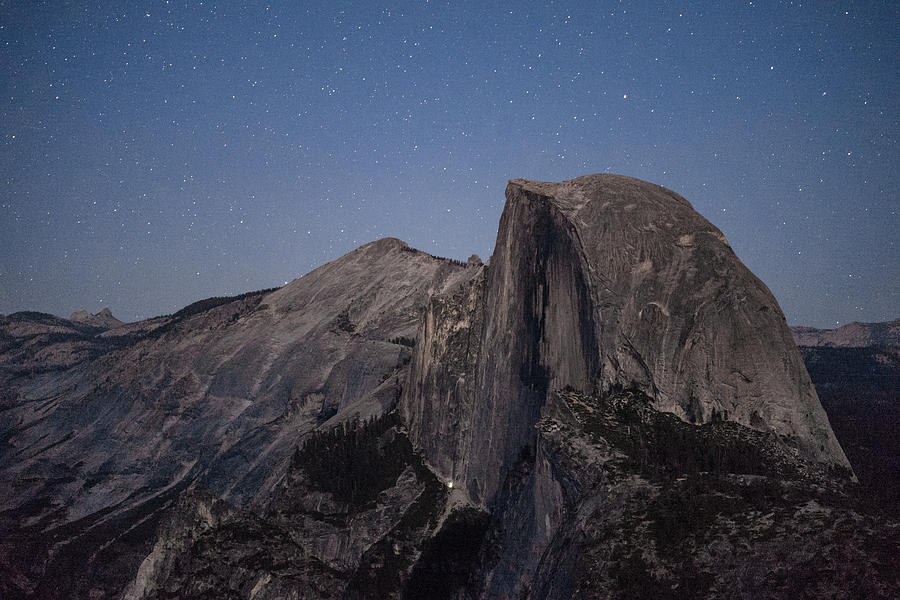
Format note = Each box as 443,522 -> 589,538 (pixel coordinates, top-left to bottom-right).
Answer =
791,318 -> 900,348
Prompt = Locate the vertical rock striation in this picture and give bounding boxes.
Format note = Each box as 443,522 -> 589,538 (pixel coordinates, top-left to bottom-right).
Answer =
402,268 -> 485,486
463,182 -> 603,504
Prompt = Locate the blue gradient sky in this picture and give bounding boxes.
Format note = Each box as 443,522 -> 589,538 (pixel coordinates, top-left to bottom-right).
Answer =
1,1 -> 897,327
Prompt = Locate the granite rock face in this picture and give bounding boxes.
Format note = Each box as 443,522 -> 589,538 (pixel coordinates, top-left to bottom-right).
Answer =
403,273 -> 484,483
503,176 -> 848,468
3,174 -> 889,599
406,174 -> 850,508
396,174 -> 860,595
0,238 -> 470,599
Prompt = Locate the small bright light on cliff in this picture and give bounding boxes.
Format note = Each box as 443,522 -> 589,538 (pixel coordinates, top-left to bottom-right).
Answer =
447,480 -> 454,489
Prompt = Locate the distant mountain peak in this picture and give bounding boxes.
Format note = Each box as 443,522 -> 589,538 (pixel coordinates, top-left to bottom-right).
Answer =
69,307 -> 124,329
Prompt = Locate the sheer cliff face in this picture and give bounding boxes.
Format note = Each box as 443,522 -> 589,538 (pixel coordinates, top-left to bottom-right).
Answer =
402,268 -> 485,485
521,175 -> 849,465
464,183 -> 603,503
406,174 -> 850,506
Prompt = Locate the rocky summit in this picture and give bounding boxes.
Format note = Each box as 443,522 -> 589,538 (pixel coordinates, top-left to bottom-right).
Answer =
1,174 -> 896,599
69,308 -> 125,331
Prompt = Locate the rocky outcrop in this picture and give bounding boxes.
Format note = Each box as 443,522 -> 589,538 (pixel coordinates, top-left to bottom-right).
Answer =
121,416 -> 449,600
402,268 -> 485,486
398,174 -> 858,595
0,311 -> 117,379
69,307 -> 124,330
523,388 -> 897,600
405,174 -> 850,509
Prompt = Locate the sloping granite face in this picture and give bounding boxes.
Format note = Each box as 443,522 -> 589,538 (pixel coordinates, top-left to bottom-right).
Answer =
0,238 -> 470,599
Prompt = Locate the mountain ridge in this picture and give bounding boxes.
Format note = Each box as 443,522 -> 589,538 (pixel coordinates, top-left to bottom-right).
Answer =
0,174 -> 895,599
791,318 -> 900,348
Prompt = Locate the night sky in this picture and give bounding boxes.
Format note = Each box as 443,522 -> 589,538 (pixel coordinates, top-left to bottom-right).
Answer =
1,1 -> 897,328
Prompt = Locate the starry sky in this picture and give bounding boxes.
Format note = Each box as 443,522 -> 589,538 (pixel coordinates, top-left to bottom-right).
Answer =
1,1 -> 897,327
